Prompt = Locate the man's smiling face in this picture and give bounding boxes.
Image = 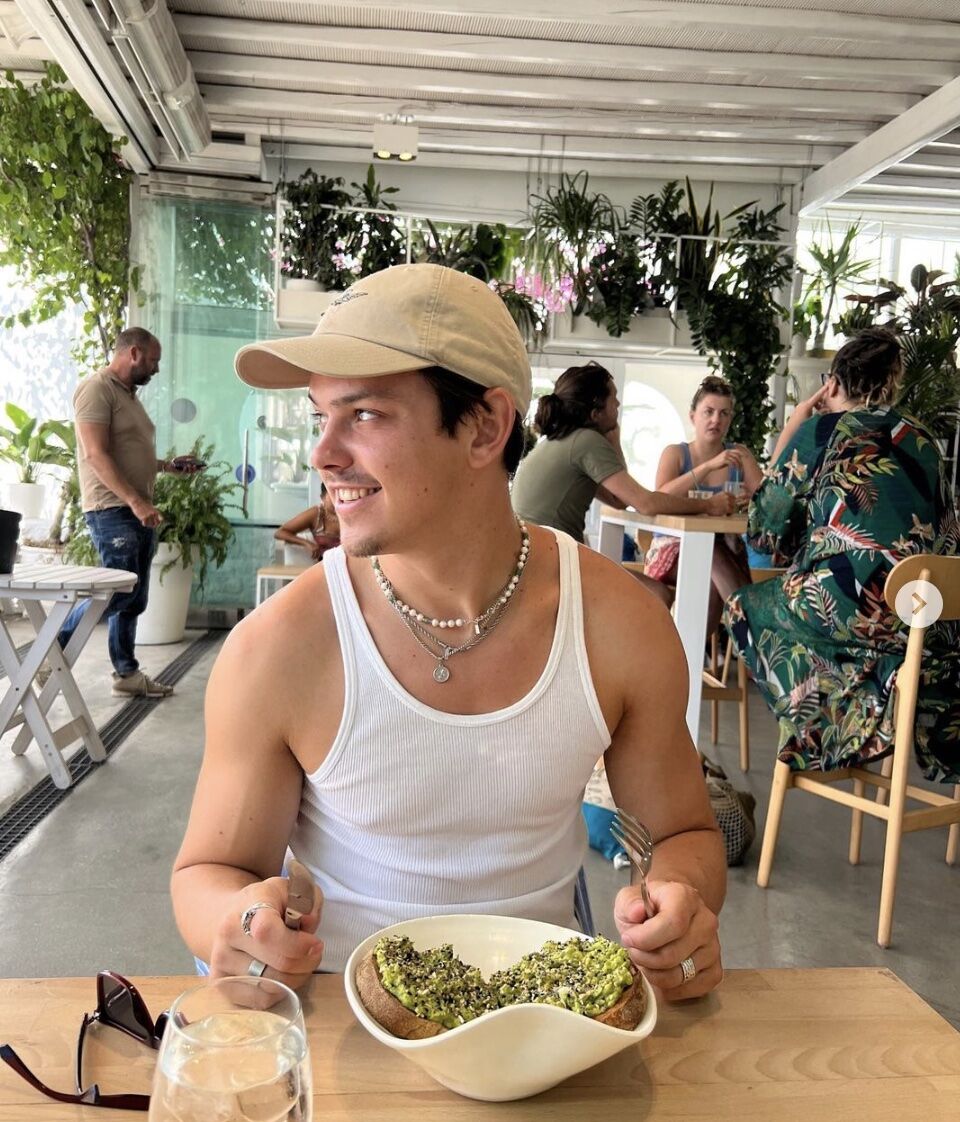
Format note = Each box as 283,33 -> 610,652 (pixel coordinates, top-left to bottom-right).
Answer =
308,371 -> 470,558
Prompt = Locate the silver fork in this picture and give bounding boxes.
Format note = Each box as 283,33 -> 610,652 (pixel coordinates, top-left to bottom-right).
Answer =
610,808 -> 657,917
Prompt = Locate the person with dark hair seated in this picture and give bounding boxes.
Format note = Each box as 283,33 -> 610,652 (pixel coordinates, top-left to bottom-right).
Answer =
725,327 -> 960,783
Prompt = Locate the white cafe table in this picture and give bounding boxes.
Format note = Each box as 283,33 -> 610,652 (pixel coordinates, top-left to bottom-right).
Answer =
0,563 -> 138,789
598,506 -> 747,744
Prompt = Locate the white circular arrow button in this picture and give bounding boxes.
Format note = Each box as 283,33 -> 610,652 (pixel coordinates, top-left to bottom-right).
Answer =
894,579 -> 943,629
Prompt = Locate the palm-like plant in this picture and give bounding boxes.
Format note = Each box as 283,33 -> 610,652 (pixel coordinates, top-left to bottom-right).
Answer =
796,221 -> 873,353
529,172 -> 618,314
0,404 -> 74,483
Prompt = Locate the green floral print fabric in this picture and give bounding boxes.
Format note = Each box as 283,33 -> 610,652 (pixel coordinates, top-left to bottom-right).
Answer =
724,406 -> 960,783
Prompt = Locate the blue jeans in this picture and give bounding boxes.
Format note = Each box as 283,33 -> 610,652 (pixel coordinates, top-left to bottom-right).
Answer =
57,507 -> 156,676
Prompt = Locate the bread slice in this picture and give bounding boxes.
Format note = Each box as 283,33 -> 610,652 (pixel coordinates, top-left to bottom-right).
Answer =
592,966 -> 646,1030
356,950 -> 445,1039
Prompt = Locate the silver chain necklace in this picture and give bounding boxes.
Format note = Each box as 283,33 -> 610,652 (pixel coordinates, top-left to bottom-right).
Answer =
371,521 -> 531,683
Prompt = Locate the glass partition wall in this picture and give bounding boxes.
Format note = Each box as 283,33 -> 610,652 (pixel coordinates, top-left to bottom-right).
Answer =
134,190 -> 317,608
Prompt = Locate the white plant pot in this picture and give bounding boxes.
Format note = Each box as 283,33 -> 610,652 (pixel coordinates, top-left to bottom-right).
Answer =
137,542 -> 197,645
284,277 -> 323,291
275,287 -> 338,328
5,482 -> 45,519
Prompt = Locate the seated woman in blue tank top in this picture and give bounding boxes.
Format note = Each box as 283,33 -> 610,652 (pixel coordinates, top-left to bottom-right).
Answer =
644,376 -> 763,637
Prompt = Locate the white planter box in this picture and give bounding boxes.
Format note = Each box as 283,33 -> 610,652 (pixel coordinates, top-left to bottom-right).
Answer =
553,308 -> 693,350
138,543 -> 198,645
275,286 -> 338,329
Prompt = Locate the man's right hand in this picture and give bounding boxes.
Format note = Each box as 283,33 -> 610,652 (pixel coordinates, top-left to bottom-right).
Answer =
210,877 -> 325,990
705,492 -> 735,516
131,498 -> 163,528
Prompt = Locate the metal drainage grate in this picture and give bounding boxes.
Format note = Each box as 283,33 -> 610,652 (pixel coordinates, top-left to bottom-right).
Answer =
0,631 -> 221,862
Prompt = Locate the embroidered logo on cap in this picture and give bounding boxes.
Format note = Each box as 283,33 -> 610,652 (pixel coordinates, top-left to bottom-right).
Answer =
328,288 -> 368,309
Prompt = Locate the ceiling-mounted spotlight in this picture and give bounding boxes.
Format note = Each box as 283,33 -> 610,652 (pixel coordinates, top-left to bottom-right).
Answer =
373,113 -> 418,162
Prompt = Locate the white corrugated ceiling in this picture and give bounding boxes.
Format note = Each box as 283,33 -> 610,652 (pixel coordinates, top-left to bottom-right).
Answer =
3,0 -> 960,212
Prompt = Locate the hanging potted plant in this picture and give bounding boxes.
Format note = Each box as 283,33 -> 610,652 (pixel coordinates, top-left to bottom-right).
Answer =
0,404 -> 74,520
277,168 -> 353,291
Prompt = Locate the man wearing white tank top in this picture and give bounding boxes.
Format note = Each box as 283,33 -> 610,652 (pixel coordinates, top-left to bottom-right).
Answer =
171,264 -> 726,1004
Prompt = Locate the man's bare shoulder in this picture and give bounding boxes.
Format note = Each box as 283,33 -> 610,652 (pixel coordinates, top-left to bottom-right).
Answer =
577,544 -> 686,700
216,563 -> 339,681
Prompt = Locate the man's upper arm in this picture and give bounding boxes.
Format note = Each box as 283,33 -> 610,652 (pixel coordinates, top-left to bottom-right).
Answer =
76,420 -> 112,460
581,553 -> 715,846
174,616 -> 304,881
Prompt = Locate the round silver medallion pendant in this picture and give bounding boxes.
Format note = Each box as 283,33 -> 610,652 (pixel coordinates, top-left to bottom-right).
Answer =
433,663 -> 451,683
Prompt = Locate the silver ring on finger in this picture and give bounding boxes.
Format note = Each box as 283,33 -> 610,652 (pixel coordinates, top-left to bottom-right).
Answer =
679,955 -> 697,985
240,901 -> 281,937
248,957 -> 269,978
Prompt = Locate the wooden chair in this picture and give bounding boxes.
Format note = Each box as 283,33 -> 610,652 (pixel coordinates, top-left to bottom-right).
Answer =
757,554 -> 960,948
705,567 -> 785,773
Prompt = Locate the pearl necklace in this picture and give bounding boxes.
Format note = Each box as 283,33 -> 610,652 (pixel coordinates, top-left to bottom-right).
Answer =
371,521 -> 531,682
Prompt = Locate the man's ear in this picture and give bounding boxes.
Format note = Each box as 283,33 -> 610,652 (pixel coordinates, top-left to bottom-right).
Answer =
464,388 -> 516,468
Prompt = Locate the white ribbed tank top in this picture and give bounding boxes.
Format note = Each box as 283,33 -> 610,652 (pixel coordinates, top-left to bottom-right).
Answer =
290,529 -> 611,972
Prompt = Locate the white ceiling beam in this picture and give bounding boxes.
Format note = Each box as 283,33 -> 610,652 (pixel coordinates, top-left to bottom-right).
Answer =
263,139 -> 802,184
192,53 -> 914,118
799,75 -> 960,213
201,86 -> 871,146
14,0 -> 157,170
220,1 -> 960,47
263,119 -> 832,168
0,38 -> 54,58
174,15 -> 957,88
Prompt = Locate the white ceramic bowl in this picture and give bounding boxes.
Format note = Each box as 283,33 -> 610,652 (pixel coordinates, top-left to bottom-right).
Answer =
343,914 -> 657,1102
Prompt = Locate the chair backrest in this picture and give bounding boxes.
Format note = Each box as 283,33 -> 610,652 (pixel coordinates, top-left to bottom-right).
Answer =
883,555 -> 960,622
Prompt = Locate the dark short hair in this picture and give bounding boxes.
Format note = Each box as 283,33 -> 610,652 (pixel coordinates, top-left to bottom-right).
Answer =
534,362 -> 612,440
418,367 -> 525,474
691,375 -> 735,412
115,327 -> 159,353
831,327 -> 902,406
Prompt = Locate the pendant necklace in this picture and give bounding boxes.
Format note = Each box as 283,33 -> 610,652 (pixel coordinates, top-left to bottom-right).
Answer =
371,521 -> 530,683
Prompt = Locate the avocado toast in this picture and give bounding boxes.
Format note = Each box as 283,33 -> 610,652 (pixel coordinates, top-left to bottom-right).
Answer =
356,933 -> 646,1038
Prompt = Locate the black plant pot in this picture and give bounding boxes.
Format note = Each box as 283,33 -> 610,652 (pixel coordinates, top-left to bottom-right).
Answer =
0,508 -> 21,574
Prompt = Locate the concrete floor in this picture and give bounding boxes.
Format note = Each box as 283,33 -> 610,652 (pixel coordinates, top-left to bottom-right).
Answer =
1,613 -> 957,1029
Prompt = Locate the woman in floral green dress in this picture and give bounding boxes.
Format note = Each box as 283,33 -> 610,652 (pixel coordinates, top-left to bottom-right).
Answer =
725,329 -> 960,783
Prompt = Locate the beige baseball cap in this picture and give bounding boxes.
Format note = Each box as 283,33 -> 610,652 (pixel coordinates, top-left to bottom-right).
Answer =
234,263 -> 531,416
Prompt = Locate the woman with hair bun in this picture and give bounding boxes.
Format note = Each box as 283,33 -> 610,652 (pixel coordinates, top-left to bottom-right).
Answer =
725,327 -> 960,782
511,362 -> 733,551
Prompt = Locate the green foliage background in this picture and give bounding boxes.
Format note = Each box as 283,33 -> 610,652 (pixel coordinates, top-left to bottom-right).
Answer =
0,63 -> 132,372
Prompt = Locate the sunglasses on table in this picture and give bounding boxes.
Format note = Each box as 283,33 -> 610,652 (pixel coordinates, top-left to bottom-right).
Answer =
1,970 -> 168,1111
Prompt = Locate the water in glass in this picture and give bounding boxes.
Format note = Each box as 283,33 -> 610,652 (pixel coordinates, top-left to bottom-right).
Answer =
148,978 -> 312,1122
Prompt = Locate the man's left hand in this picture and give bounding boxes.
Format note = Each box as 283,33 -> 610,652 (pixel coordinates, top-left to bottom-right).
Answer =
614,879 -> 721,1001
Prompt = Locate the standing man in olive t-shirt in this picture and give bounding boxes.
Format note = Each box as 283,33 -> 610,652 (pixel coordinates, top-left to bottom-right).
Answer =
56,328 -> 201,698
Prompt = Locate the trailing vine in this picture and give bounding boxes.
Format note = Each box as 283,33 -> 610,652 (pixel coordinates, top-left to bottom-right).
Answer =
0,63 -> 133,372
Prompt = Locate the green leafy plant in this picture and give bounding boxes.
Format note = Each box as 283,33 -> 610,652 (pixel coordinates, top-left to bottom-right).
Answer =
838,266 -> 960,436
0,403 -> 74,483
490,280 -> 546,339
793,220 -> 872,354
0,63 -> 133,371
529,171 -> 618,314
345,165 -> 406,278
583,219 -> 649,337
175,204 -> 274,309
278,168 -> 353,287
686,204 -> 793,456
629,181 -> 685,308
415,220 -> 485,273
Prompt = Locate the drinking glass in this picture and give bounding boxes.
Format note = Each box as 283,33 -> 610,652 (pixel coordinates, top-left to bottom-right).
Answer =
148,976 -> 312,1122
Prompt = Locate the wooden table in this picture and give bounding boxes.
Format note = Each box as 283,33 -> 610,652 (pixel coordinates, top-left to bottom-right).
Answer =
598,507 -> 747,742
0,563 -> 137,788
0,969 -> 956,1120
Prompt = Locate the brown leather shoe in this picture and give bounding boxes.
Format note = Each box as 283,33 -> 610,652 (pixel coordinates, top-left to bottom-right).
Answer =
112,671 -> 174,698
